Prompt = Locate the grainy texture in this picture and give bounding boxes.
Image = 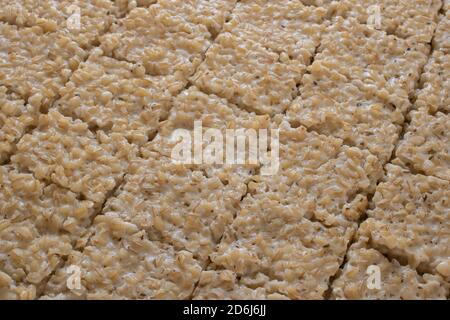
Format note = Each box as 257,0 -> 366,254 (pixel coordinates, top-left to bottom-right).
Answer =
143,86 -> 271,160
113,0 -> 157,16
0,165 -> 96,299
287,18 -> 430,163
329,0 -> 442,42
42,215 -> 202,299
0,165 -> 96,243
299,17 -> 428,113
1,0 -> 449,300
191,32 -> 305,115
361,165 -> 450,279
395,109 -> 450,181
0,23 -> 87,109
110,87 -> 270,264
11,110 -> 136,205
243,120 -> 383,228
223,0 -> 326,63
100,7 -> 211,80
155,0 -> 237,37
102,153 -> 248,265
198,195 -> 356,299
0,86 -> 38,163
393,45 -> 450,181
0,0 -> 117,48
414,50 -> 449,114
194,270 -> 289,300
0,219 -> 71,300
190,1 -> 329,115
194,121 -> 384,300
148,97 -> 382,227
56,48 -> 181,146
299,0 -> 334,6
433,12 -> 450,53
288,90 -> 403,165
331,237 -> 448,299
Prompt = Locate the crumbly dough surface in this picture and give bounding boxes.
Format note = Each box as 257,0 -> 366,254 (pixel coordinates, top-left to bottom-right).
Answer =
56,48 -> 181,146
223,0 -> 327,63
329,0 -> 442,43
433,11 -> 450,53
42,215 -> 202,299
133,87 -> 269,263
245,120 -> 383,228
11,110 -> 136,205
0,23 -> 87,109
192,32 -> 306,115
1,0 -> 449,300
415,50 -> 450,114
361,164 -> 450,279
101,153 -> 248,265
192,120 -> 383,299
154,0 -> 237,37
287,18 -> 430,163
100,7 -> 211,80
0,165 -> 96,299
395,109 -> 450,181
331,237 -> 448,299
193,270 -> 289,300
0,0 -> 117,48
197,195 -> 356,299
144,86 -> 271,159
301,18 -> 429,113
0,87 -> 38,163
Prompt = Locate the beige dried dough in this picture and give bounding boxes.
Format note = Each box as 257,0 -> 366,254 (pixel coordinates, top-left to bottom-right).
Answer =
113,0 -> 157,16
0,0 -> 117,48
287,70 -> 406,164
331,237 -> 448,300
361,164 -> 450,279
56,48 -> 182,146
246,120 -> 383,228
299,0 -> 334,6
287,17 -> 430,163
395,109 -> 450,181
223,0 -> 326,63
201,186 -> 356,299
0,0 -> 449,301
155,0 -> 237,37
144,86 -> 271,160
330,0 -> 441,42
0,165 -> 96,243
195,121 -> 383,299
193,270 -> 289,300
0,23 -> 87,109
433,12 -> 450,53
11,110 -> 136,205
100,7 -> 211,79
0,86 -> 38,163
313,18 -> 429,112
415,50 -> 450,114
192,32 -> 305,115
102,153 -> 248,265
0,219 -> 72,300
111,87 -> 271,264
42,215 -> 202,299
0,164 -> 99,299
